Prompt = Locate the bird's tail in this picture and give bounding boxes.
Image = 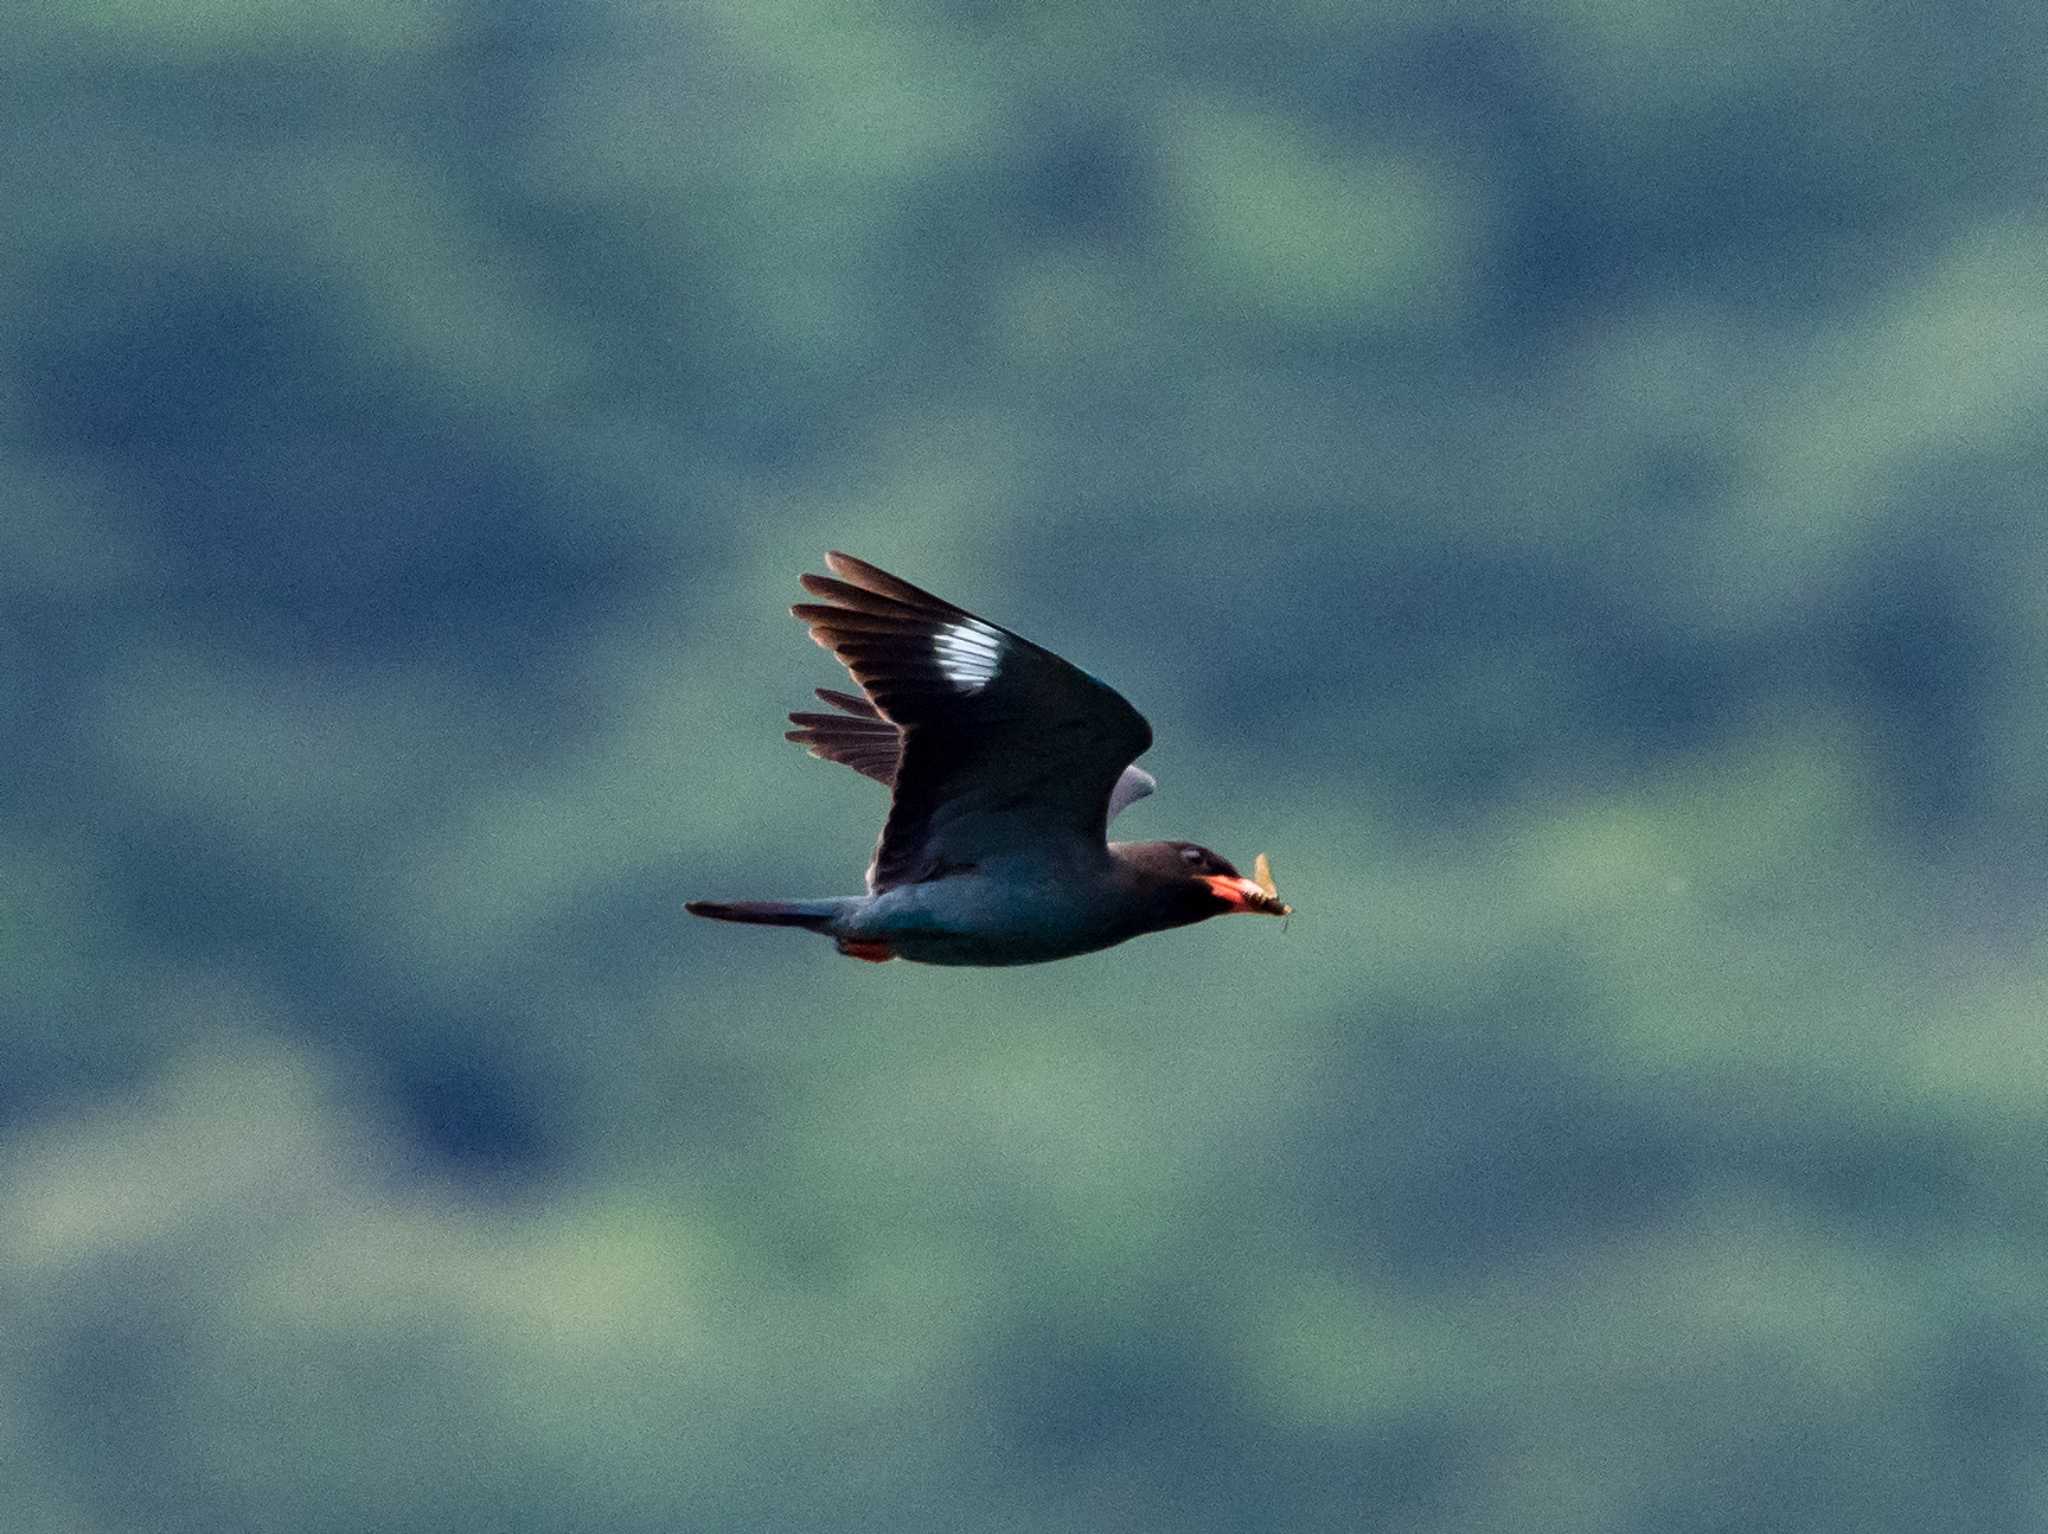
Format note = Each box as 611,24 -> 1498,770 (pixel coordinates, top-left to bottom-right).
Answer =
684,898 -> 841,932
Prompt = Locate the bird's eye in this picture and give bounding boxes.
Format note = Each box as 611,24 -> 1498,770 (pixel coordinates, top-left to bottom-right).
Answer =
1180,846 -> 1203,866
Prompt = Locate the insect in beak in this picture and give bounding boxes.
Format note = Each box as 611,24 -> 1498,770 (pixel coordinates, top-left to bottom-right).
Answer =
1251,853 -> 1292,916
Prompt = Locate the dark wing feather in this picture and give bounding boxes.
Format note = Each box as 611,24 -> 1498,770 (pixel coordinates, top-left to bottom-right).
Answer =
786,688 -> 901,787
787,685 -> 1159,818
792,552 -> 1153,890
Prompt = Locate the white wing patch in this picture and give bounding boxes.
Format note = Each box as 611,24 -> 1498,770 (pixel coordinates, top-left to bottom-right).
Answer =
932,619 -> 1003,691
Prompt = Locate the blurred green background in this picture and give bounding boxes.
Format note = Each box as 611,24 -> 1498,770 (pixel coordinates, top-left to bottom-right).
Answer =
7,1 -> 2047,1529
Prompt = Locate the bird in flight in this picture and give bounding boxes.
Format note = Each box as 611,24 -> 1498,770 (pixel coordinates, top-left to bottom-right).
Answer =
687,553 -> 1289,965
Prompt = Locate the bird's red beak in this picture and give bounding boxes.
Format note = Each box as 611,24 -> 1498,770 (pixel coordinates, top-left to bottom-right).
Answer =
1196,847 -> 1294,909
1202,859 -> 1292,916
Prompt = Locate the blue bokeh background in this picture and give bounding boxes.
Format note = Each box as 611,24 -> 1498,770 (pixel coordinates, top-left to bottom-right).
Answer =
7,2 -> 2047,1528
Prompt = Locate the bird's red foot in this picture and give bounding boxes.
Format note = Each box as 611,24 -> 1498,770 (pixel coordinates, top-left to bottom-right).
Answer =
836,939 -> 896,963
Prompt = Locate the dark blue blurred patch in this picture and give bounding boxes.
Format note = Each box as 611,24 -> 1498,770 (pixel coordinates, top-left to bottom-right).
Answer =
981,1311 -> 1465,1527
113,811 -> 311,956
1941,1315 -> 2048,1466
22,266 -> 639,666
1831,552 -> 1996,833
1005,109 -> 1150,241
1306,952 -> 1698,1279
390,1051 -> 557,1185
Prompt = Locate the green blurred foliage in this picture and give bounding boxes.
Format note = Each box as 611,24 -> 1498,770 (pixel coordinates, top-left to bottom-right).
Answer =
5,0 -> 2048,1528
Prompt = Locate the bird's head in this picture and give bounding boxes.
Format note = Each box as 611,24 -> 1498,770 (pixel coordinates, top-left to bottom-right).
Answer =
1113,840 -> 1293,927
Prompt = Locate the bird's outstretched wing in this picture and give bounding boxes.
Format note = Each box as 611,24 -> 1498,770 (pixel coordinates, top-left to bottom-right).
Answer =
786,686 -> 1157,820
791,553 -> 1154,890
